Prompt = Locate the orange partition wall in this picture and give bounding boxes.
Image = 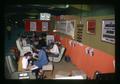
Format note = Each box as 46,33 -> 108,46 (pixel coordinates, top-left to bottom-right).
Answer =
59,36 -> 115,79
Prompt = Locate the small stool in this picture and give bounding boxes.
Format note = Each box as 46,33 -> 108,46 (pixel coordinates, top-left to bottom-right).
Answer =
42,62 -> 53,75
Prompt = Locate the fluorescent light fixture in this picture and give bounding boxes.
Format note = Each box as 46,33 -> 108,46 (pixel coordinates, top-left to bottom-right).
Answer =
66,5 -> 69,8
15,21 -> 18,23
53,29 -> 57,32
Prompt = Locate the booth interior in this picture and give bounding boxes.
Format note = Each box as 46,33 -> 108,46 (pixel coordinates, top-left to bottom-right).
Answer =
4,4 -> 115,80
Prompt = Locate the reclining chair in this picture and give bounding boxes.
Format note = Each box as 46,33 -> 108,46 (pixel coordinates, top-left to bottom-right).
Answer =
48,46 -> 65,62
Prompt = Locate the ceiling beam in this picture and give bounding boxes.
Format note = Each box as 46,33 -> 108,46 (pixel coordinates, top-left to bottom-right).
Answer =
70,5 -> 91,11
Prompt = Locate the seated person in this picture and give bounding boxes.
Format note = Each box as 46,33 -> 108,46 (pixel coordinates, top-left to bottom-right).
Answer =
17,45 -> 33,72
16,33 -> 31,57
30,46 -> 48,79
32,47 -> 48,70
46,42 -> 60,57
38,36 -> 46,48
19,52 -> 33,72
20,48 -> 48,79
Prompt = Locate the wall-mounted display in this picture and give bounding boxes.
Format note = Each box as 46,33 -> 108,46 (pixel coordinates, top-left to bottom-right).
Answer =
101,19 -> 115,44
87,20 -> 96,34
30,21 -> 36,31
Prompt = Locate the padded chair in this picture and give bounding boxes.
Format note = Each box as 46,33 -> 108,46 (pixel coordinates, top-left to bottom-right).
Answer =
48,46 -> 65,62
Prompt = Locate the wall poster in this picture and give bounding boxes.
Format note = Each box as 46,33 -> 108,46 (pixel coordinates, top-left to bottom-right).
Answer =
87,20 -> 96,34
101,19 -> 115,44
30,21 -> 36,31
66,20 -> 75,37
42,22 -> 48,31
56,20 -> 75,38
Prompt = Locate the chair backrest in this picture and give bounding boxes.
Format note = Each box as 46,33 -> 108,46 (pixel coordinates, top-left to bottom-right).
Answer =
5,56 -> 12,75
46,35 -> 54,45
57,46 -> 65,60
5,55 -> 17,73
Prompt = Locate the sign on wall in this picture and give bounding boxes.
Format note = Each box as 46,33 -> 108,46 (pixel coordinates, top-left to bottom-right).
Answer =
101,19 -> 115,44
30,22 -> 36,31
87,20 -> 96,34
42,22 -> 48,31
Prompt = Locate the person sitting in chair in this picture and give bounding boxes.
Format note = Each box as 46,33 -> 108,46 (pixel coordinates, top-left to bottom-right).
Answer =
19,52 -> 33,72
46,42 -> 60,57
30,46 -> 48,79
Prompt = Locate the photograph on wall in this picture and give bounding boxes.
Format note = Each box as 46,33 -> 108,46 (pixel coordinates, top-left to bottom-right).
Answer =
30,22 -> 37,31
87,20 -> 96,34
101,19 -> 115,44
42,22 -> 48,31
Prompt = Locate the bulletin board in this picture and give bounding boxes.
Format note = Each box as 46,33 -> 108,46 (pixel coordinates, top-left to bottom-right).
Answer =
101,19 -> 115,44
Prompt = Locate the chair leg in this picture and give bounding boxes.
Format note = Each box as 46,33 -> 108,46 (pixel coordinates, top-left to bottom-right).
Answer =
51,70 -> 53,75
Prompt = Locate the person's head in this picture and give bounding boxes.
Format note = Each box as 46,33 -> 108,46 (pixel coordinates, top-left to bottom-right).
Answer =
55,41 -> 61,47
47,42 -> 54,49
32,46 -> 41,53
24,52 -> 32,59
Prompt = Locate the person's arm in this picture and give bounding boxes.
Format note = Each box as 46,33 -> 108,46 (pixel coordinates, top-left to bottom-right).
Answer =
50,44 -> 59,54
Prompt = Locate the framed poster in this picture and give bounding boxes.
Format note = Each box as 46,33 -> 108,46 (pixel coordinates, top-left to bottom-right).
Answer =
42,22 -> 48,31
30,22 -> 36,31
87,20 -> 96,34
101,19 -> 115,44
56,20 -> 75,38
66,20 -> 75,37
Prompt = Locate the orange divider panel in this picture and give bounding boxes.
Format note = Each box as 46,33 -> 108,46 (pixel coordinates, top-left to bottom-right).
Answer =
59,36 -> 115,79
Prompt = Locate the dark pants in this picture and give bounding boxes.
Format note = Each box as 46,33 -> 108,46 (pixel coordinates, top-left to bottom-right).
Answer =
47,52 -> 59,57
32,68 -> 43,79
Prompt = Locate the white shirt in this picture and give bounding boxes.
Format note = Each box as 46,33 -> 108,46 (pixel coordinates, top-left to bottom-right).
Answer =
16,38 -> 32,56
22,39 -> 27,47
50,44 -> 59,55
22,56 -> 29,70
